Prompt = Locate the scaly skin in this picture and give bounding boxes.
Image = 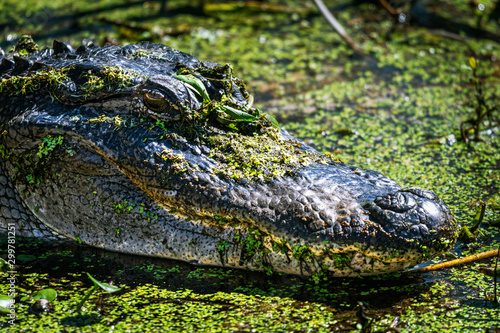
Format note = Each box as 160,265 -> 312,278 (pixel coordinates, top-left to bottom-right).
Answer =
0,38 -> 457,277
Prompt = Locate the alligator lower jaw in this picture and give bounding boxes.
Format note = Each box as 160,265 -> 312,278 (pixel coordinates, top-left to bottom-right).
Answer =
80,211 -> 439,277
128,242 -> 428,278
309,246 -> 426,277
252,247 -> 433,277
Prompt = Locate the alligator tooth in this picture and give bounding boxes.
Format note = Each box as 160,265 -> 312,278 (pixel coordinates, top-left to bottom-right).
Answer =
53,40 -> 75,55
12,56 -> 32,75
0,58 -> 15,75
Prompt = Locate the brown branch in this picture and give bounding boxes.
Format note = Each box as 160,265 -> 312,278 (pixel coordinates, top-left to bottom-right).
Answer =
313,0 -> 364,56
379,0 -> 398,16
410,249 -> 500,273
427,29 -> 470,42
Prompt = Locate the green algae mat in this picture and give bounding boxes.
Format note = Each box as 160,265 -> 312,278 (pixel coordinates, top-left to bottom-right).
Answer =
1,0 -> 500,331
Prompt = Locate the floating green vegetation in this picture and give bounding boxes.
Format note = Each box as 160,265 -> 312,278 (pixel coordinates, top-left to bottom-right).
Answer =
2,237 -> 500,331
76,273 -> 121,313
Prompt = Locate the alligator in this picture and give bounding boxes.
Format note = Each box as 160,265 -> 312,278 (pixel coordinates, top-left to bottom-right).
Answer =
0,37 -> 457,277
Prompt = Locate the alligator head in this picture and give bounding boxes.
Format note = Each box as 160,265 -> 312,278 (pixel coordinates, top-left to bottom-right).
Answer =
0,38 -> 457,277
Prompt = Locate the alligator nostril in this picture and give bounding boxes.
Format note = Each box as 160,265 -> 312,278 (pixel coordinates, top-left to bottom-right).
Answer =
403,187 -> 437,200
374,192 -> 417,213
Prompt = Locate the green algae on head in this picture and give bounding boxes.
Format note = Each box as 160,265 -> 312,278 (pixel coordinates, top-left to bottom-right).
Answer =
0,67 -> 69,96
79,65 -> 143,99
12,35 -> 39,54
0,65 -> 141,100
206,127 -> 337,181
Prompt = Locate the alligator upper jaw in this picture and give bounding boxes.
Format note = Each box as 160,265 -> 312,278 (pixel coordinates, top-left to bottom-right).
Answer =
15,100 -> 457,249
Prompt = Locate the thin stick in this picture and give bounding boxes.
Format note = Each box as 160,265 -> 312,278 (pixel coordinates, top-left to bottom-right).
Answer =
379,0 -> 397,15
410,249 -> 500,273
313,0 -> 364,55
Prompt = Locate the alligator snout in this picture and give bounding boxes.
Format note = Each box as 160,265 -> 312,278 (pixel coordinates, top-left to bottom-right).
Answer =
366,187 -> 454,241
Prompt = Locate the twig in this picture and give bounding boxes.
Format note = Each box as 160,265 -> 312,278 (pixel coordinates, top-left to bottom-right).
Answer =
379,0 -> 398,16
427,29 -> 470,42
410,249 -> 500,273
313,0 -> 364,55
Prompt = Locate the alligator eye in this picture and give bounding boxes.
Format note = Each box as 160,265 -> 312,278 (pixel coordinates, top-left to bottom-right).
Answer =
144,92 -> 169,112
